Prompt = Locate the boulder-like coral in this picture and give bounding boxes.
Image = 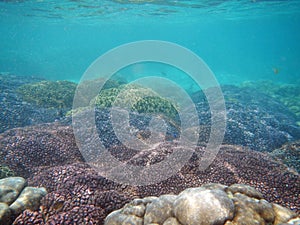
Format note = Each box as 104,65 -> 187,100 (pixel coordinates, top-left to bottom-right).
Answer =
0,177 -> 26,205
0,177 -> 47,225
105,183 -> 299,225
173,187 -> 234,225
10,186 -> 47,216
0,202 -> 11,225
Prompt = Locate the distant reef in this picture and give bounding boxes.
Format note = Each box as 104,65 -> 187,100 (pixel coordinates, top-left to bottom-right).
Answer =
193,84 -> 300,151
0,74 -> 125,133
0,74 -> 72,133
241,80 -> 300,124
1,74 -> 300,153
17,80 -> 77,109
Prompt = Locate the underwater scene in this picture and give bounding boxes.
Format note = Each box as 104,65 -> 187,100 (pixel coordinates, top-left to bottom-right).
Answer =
0,0 -> 300,224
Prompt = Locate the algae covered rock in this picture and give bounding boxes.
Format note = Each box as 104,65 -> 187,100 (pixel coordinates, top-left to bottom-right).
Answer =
0,177 -> 47,225
0,164 -> 15,179
17,80 -> 77,109
104,183 -> 299,225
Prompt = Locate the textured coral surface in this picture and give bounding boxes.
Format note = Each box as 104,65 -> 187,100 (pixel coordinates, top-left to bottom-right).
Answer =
2,123 -> 297,224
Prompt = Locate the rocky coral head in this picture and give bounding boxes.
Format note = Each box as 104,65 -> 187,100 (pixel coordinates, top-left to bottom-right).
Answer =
105,183 -> 299,225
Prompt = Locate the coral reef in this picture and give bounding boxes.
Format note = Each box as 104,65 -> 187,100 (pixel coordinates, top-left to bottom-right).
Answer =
2,73 -> 299,154
1,123 -> 297,224
0,74 -> 44,90
105,183 -> 299,225
133,144 -> 300,213
14,163 -> 138,224
1,76 -> 300,224
0,176 -> 47,225
0,123 -> 84,177
192,85 -> 300,151
17,80 -> 77,109
0,74 -> 129,134
70,92 -> 180,149
241,80 -> 300,123
62,83 -> 300,154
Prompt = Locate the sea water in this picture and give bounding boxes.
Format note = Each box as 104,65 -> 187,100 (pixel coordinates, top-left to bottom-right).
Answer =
0,0 -> 300,86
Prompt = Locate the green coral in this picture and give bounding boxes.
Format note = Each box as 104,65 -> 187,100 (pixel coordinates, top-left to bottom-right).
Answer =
91,86 -> 122,108
0,165 -> 15,179
71,77 -> 126,108
17,78 -> 126,110
91,84 -> 179,122
17,80 -> 77,109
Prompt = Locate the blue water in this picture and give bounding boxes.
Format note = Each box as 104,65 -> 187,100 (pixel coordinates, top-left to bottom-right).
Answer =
0,0 -> 300,84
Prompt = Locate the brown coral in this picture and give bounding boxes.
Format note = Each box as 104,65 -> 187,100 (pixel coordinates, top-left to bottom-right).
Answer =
1,123 -> 298,224
14,163 -> 138,224
0,123 -> 84,177
13,145 -> 300,224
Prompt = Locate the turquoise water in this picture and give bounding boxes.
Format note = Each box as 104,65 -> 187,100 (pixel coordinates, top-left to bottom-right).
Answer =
1,0 -> 300,85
